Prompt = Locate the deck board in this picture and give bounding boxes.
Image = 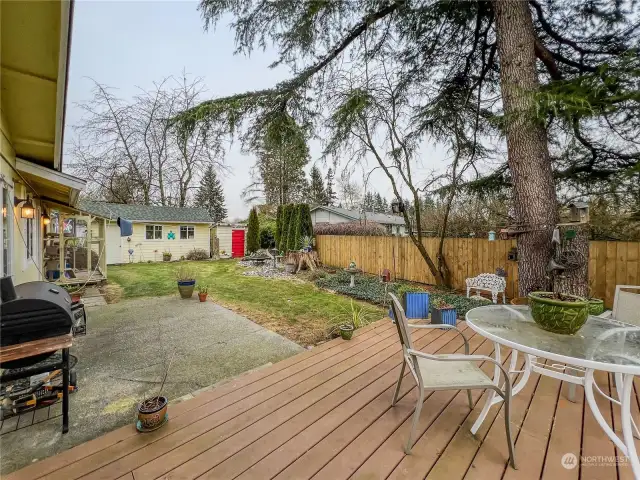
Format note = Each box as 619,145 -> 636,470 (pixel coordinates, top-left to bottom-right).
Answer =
6,319 -> 640,480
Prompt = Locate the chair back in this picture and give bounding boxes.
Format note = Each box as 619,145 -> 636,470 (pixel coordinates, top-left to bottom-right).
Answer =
389,293 -> 414,351
614,286 -> 640,325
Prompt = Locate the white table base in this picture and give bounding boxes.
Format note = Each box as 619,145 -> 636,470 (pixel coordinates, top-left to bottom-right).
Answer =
471,342 -> 640,478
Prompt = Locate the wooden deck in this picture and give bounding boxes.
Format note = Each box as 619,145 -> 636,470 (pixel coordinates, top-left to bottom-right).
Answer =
6,319 -> 640,480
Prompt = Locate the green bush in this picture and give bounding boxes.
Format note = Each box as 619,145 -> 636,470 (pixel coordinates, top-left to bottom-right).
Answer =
185,248 -> 209,261
260,225 -> 275,248
428,292 -> 492,317
275,205 -> 283,248
247,208 -> 260,253
287,204 -> 300,251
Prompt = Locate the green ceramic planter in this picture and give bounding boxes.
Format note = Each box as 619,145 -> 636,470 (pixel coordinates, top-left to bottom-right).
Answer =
588,298 -> 605,316
339,325 -> 354,340
528,292 -> 589,335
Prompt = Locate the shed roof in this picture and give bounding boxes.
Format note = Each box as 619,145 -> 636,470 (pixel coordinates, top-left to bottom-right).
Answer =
310,205 -> 405,225
78,200 -> 214,223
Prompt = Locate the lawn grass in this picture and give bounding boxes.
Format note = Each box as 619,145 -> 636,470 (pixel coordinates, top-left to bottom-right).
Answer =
106,260 -> 385,345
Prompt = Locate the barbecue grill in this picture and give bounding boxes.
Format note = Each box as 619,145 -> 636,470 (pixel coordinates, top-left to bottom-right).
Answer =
0,276 -> 80,432
1,278 -> 77,368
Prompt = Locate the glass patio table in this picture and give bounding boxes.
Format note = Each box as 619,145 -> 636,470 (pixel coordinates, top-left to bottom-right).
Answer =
466,304 -> 640,476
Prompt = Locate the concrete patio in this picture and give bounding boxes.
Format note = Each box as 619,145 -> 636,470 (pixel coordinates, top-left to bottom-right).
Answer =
0,296 -> 303,475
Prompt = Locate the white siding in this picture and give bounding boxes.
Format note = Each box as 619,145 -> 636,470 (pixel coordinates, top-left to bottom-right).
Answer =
216,226 -> 233,255
118,222 -> 211,263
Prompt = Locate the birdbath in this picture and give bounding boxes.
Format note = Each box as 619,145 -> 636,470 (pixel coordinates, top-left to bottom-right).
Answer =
344,267 -> 362,287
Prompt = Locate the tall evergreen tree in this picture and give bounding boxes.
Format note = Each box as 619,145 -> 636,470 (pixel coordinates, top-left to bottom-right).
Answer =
287,204 -> 300,251
184,0 -> 639,294
275,205 -> 283,249
362,192 -> 376,212
325,168 -> 337,206
279,204 -> 293,251
246,208 -> 260,253
308,166 -> 328,205
195,165 -> 227,223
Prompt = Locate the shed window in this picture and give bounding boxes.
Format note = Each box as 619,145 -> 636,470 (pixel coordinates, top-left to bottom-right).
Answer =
145,225 -> 162,240
180,225 -> 195,239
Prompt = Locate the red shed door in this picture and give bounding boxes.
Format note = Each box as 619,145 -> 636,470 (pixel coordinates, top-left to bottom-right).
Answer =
231,229 -> 245,258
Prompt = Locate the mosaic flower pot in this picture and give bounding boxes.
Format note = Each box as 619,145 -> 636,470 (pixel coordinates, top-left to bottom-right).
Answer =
588,298 -> 605,316
177,280 -> 195,299
339,324 -> 354,340
136,396 -> 168,432
528,292 -> 589,335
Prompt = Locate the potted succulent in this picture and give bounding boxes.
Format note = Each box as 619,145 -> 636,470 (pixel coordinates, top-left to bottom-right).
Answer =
431,298 -> 457,325
528,291 -> 589,335
198,284 -> 209,302
175,265 -> 196,299
163,251 -> 172,262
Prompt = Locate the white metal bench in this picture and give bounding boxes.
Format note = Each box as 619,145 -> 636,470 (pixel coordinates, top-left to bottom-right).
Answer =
466,273 -> 506,304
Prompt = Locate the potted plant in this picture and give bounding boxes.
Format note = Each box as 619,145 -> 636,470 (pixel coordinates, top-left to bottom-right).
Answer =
175,265 -> 196,299
284,256 -> 297,274
528,291 -> 589,335
198,284 -> 209,302
339,323 -> 354,340
163,251 -> 172,262
333,299 -> 376,341
431,298 -> 457,325
586,283 -> 605,315
137,354 -> 173,433
396,285 -> 430,319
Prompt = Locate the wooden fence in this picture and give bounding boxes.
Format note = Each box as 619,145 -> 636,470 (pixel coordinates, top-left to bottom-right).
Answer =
315,235 -> 640,308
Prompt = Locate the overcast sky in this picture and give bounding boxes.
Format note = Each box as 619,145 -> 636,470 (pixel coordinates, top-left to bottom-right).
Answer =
63,1 -> 450,219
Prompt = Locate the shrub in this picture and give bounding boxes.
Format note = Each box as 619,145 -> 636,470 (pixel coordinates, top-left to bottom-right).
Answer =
314,221 -> 389,236
260,225 -> 275,248
287,204 -> 300,251
307,270 -> 327,281
247,208 -> 260,253
275,205 -> 283,248
185,248 -> 209,261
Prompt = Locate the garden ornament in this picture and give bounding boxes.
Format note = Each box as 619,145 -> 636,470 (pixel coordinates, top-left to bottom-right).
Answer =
167,231 -> 176,240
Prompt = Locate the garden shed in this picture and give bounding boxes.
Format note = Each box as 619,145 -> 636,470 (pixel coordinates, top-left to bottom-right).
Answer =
213,224 -> 247,258
78,200 -> 214,264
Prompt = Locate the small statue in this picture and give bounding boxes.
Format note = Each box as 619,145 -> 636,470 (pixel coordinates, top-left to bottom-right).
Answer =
349,261 -> 357,269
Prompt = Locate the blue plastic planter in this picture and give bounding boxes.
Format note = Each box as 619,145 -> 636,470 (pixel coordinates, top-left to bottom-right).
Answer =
404,292 -> 430,319
431,307 -> 457,326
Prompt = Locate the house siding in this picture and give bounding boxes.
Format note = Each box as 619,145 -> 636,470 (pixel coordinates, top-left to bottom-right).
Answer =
214,225 -> 246,256
116,222 -> 211,263
1,108 -> 43,285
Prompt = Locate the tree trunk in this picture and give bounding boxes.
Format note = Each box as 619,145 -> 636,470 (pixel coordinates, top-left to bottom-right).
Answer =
493,0 -> 559,296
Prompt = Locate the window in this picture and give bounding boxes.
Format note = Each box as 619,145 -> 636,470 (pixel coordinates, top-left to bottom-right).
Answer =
145,225 -> 162,240
180,225 -> 195,240
1,185 -> 13,276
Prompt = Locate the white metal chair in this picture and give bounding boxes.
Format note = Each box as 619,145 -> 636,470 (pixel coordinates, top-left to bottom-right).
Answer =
388,293 -> 516,468
600,285 -> 640,325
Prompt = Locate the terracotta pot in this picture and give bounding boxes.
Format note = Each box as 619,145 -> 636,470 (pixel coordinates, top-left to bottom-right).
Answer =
198,293 -> 208,302
71,293 -> 81,303
137,396 -> 168,432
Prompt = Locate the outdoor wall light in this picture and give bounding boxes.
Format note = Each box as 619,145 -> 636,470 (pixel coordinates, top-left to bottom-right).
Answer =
14,197 -> 35,219
42,213 -> 51,226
